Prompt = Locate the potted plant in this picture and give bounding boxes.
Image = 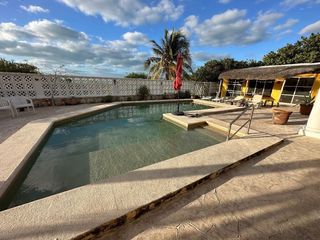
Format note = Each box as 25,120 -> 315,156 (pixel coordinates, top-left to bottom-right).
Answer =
272,108 -> 293,125
300,95 -> 315,115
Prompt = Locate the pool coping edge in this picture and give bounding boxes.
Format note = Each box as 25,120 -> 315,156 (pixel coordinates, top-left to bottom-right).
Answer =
0,99 -> 228,208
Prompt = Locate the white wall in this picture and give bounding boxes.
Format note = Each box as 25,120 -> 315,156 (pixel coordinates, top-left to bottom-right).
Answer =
0,72 -> 212,99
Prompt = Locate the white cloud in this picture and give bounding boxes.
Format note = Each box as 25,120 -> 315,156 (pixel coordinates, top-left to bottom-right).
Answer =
183,9 -> 284,46
247,11 -> 283,43
106,31 -> 149,49
0,1 -> 8,6
300,20 -> 320,34
195,9 -> 250,46
0,20 -> 150,76
193,52 -> 229,62
180,15 -> 198,37
20,5 -> 49,13
58,0 -> 183,26
122,31 -> 149,45
218,0 -> 232,4
280,0 -> 320,8
274,18 -> 299,31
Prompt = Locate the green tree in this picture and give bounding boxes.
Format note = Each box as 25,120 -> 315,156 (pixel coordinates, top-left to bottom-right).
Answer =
263,33 -> 320,65
192,58 -> 263,82
144,29 -> 192,80
125,72 -> 148,79
0,58 -> 38,73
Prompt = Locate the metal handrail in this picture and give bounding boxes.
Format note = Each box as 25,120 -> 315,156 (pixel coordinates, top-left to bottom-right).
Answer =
226,105 -> 255,141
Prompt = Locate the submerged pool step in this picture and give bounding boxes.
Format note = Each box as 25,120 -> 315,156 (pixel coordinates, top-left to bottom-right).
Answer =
89,129 -> 222,183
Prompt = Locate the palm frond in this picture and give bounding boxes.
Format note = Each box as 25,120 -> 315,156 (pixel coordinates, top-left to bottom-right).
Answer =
145,29 -> 193,80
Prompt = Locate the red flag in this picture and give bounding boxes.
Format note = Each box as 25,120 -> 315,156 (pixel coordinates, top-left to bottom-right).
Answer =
173,53 -> 183,91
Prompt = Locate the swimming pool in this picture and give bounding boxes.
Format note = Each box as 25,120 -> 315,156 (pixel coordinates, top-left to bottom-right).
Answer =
9,102 -> 225,207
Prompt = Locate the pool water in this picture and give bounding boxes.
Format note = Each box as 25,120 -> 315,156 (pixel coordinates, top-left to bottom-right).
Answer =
10,102 -> 225,207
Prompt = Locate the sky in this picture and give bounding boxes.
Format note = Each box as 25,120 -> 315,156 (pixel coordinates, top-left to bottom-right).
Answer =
0,0 -> 319,77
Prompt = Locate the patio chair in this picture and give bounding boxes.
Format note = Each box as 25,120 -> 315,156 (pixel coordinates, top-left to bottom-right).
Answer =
10,97 -> 35,115
211,97 -> 226,103
224,95 -> 244,105
249,94 -> 263,108
201,96 -> 213,100
229,96 -> 245,105
0,98 -> 15,117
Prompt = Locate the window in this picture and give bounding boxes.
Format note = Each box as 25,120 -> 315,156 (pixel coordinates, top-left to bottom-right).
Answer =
226,80 -> 243,97
280,77 -> 314,103
246,80 -> 274,96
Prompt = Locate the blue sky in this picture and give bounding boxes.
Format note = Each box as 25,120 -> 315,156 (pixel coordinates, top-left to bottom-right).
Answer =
0,0 -> 319,76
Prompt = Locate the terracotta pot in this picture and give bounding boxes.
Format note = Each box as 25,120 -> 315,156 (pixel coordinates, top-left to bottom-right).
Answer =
300,104 -> 313,115
272,108 -> 293,125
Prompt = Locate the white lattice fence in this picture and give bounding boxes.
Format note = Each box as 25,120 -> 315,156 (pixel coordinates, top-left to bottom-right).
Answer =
0,72 -> 210,99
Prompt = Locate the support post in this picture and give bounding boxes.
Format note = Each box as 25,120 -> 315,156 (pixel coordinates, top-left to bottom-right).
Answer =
299,92 -> 320,139
174,90 -> 184,115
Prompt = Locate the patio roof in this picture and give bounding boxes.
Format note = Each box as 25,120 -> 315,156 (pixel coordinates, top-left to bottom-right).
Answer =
219,62 -> 320,80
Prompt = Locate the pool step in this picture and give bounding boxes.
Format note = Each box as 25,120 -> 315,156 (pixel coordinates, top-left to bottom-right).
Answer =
206,118 -> 250,137
90,129 -> 223,182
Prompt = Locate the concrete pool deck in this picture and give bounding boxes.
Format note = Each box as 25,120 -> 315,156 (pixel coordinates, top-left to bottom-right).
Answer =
107,136 -> 320,240
104,106 -> 320,240
0,101 -> 318,239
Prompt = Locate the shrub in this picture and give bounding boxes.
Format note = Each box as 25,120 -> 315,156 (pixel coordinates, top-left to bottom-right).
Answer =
184,90 -> 191,98
175,90 -> 191,99
102,95 -> 113,103
125,72 -> 148,79
0,58 -> 38,73
162,92 -> 168,99
137,85 -> 150,100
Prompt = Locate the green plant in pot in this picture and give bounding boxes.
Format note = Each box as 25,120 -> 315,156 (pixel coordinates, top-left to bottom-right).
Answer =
300,95 -> 315,115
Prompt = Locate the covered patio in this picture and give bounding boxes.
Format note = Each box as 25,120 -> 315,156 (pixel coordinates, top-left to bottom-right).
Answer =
218,63 -> 320,106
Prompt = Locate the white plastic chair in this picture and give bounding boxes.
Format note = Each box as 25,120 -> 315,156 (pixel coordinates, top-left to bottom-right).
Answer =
249,94 -> 263,108
225,95 -> 244,105
201,96 -> 213,100
10,97 -> 35,115
211,97 -> 226,102
0,98 -> 15,117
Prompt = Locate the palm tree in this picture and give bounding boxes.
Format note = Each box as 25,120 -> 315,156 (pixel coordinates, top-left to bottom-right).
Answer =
144,29 -> 192,80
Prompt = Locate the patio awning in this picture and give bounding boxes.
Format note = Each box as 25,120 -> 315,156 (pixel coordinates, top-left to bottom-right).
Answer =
219,63 -> 320,80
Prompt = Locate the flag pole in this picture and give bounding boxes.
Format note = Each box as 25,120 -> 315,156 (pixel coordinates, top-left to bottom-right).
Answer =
175,90 -> 184,115
177,89 -> 180,112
